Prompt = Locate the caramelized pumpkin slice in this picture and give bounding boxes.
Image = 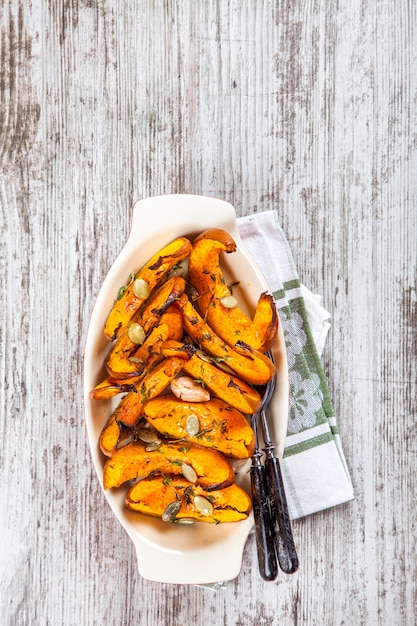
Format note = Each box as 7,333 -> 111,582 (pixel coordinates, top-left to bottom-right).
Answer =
137,275 -> 186,333
99,356 -> 186,457
90,378 -> 137,401
91,353 -> 163,401
189,229 -> 236,308
159,339 -> 196,360
143,395 -> 255,459
103,441 -> 235,491
111,356 -> 186,428
181,350 -> 262,415
177,293 -> 275,385
106,305 -> 183,378
188,229 -> 278,352
99,412 -> 134,457
104,237 -> 191,340
126,477 -> 252,523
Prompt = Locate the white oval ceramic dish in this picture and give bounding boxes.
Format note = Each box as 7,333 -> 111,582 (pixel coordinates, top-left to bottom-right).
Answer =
83,194 -> 289,585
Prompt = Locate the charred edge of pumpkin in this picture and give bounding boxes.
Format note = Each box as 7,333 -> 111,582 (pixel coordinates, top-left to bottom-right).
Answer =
106,360 -> 147,380
148,285 -> 185,318
227,378 -> 246,394
109,322 -> 122,342
160,340 -> 197,360
234,339 -> 254,353
91,371 -> 148,399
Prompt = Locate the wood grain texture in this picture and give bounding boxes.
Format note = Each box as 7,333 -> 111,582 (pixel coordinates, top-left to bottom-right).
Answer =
1,1 -> 416,624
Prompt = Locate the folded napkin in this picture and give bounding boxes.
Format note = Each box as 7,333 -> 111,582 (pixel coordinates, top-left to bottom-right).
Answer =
237,211 -> 354,520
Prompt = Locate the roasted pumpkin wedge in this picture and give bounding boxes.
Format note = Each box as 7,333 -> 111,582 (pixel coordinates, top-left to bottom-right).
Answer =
99,356 -> 186,456
99,411 -> 135,457
181,349 -> 262,415
105,276 -> 186,376
90,378 -> 138,401
110,356 -> 186,428
137,275 -> 186,333
104,237 -> 191,340
103,441 -> 235,491
126,477 -> 252,523
91,355 -> 164,401
188,229 -> 278,352
143,395 -> 255,459
159,339 -> 196,360
106,305 -> 183,378
177,293 -> 275,385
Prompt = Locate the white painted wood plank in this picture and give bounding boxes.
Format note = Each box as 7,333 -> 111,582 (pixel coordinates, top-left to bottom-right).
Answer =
1,1 -> 416,624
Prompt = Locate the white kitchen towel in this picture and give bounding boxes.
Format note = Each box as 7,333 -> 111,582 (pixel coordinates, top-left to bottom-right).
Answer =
237,211 -> 354,520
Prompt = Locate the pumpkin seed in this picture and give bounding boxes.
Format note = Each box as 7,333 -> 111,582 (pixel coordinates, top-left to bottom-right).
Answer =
136,427 -> 158,443
211,359 -> 235,375
181,462 -> 198,483
185,414 -> 200,437
194,495 -> 214,517
133,278 -> 150,299
175,517 -> 195,525
128,323 -> 146,345
162,501 -> 181,522
171,258 -> 188,277
129,356 -> 144,364
220,295 -> 238,309
195,349 -> 212,364
145,440 -> 162,451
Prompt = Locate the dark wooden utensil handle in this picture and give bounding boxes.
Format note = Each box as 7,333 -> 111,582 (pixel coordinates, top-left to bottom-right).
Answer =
265,456 -> 299,574
250,463 -> 278,581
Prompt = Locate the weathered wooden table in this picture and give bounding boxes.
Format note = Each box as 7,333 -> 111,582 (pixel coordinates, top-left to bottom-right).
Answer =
1,1 -> 416,624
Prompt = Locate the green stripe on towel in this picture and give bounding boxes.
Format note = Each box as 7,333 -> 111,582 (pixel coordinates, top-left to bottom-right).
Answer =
283,432 -> 335,457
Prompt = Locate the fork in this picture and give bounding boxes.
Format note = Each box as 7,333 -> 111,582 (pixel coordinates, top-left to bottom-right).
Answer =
250,407 -> 278,581
250,355 -> 299,579
259,368 -> 299,575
